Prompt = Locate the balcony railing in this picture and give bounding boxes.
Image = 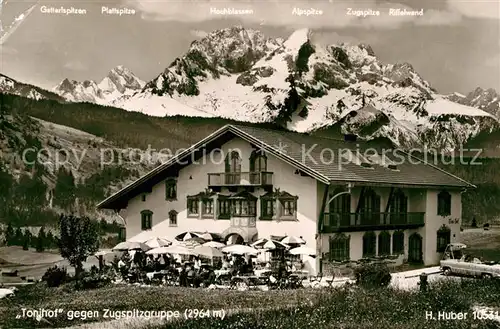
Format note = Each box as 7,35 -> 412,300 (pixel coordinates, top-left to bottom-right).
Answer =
208,171 -> 273,187
321,212 -> 425,233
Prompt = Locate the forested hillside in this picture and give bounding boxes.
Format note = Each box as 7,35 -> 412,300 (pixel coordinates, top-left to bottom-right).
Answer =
0,94 -> 148,229
1,93 -> 499,228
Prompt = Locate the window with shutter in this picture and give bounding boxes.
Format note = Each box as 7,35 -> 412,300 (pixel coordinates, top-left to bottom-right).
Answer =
437,191 -> 451,216
140,210 -> 153,230
437,225 -> 451,252
378,231 -> 391,256
362,231 -> 376,258
329,234 -> 350,261
392,231 -> 405,254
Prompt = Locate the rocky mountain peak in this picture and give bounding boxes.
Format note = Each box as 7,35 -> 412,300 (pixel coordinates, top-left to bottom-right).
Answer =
42,26 -> 500,151
53,66 -> 143,103
358,43 -> 375,57
58,78 -> 76,92
284,28 -> 310,50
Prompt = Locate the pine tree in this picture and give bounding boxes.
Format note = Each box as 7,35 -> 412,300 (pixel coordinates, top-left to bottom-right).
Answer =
53,167 -> 76,210
5,223 -> 14,246
14,227 -> 23,246
0,162 -> 13,203
36,227 -> 46,252
22,229 -> 32,250
46,230 -> 56,250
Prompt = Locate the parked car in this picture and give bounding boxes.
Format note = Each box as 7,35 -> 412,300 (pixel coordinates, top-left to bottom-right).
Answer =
440,243 -> 500,279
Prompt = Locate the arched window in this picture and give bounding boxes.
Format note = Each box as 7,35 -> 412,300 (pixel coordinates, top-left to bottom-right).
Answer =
225,151 -> 241,172
329,234 -> 350,261
437,225 -> 451,252
437,191 -> 451,216
141,210 -> 153,230
249,150 -> 267,172
328,188 -> 351,227
378,231 -> 391,256
390,189 -> 408,224
249,150 -> 267,184
169,210 -> 178,227
362,231 -> 376,258
359,188 -> 381,225
225,151 -> 241,184
392,231 -> 405,254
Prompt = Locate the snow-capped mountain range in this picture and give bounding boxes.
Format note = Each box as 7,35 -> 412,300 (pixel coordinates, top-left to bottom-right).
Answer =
3,27 -> 499,151
0,73 -> 64,101
447,88 -> 500,119
52,65 -> 145,104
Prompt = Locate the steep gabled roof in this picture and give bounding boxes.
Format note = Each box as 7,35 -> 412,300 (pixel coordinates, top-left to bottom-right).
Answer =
232,124 -> 474,189
97,124 -> 473,210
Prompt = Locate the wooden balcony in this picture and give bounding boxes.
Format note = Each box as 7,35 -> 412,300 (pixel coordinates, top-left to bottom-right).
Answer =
321,212 -> 425,233
208,172 -> 273,187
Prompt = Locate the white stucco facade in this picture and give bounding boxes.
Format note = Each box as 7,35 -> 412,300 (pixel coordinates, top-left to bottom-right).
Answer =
122,137 -> 319,253
319,186 -> 462,268
115,135 -> 464,273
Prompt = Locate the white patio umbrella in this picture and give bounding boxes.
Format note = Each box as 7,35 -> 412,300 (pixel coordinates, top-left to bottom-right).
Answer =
251,238 -> 270,249
146,245 -> 194,255
252,238 -> 289,250
289,246 -> 316,256
222,244 -> 259,255
193,246 -> 224,258
176,239 -> 203,250
175,232 -> 203,241
199,232 -> 221,241
113,241 -> 151,252
203,241 -> 226,249
281,236 -> 306,245
144,237 -> 172,249
94,249 -> 113,257
263,240 -> 289,250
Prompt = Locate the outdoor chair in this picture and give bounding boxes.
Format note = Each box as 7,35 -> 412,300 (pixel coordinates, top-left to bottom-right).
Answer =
325,275 -> 335,288
309,272 -> 323,288
288,275 -> 303,289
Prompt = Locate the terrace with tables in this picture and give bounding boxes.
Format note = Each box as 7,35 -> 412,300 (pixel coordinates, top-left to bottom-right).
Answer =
100,233 -> 353,290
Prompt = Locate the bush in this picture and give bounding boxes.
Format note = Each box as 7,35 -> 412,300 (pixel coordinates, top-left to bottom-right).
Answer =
42,266 -> 67,287
353,262 -> 391,288
74,268 -> 112,290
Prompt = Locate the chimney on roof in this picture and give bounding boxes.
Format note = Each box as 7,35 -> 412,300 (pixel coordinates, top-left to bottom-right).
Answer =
344,134 -> 357,142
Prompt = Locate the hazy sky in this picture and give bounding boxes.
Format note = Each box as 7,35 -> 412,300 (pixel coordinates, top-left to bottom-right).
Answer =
1,0 -> 499,94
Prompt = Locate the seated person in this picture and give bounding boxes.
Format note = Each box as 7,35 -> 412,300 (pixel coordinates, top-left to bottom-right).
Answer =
221,256 -> 230,269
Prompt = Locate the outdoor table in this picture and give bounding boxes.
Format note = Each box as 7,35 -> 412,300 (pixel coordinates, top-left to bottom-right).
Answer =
214,269 -> 231,277
254,269 -> 272,276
